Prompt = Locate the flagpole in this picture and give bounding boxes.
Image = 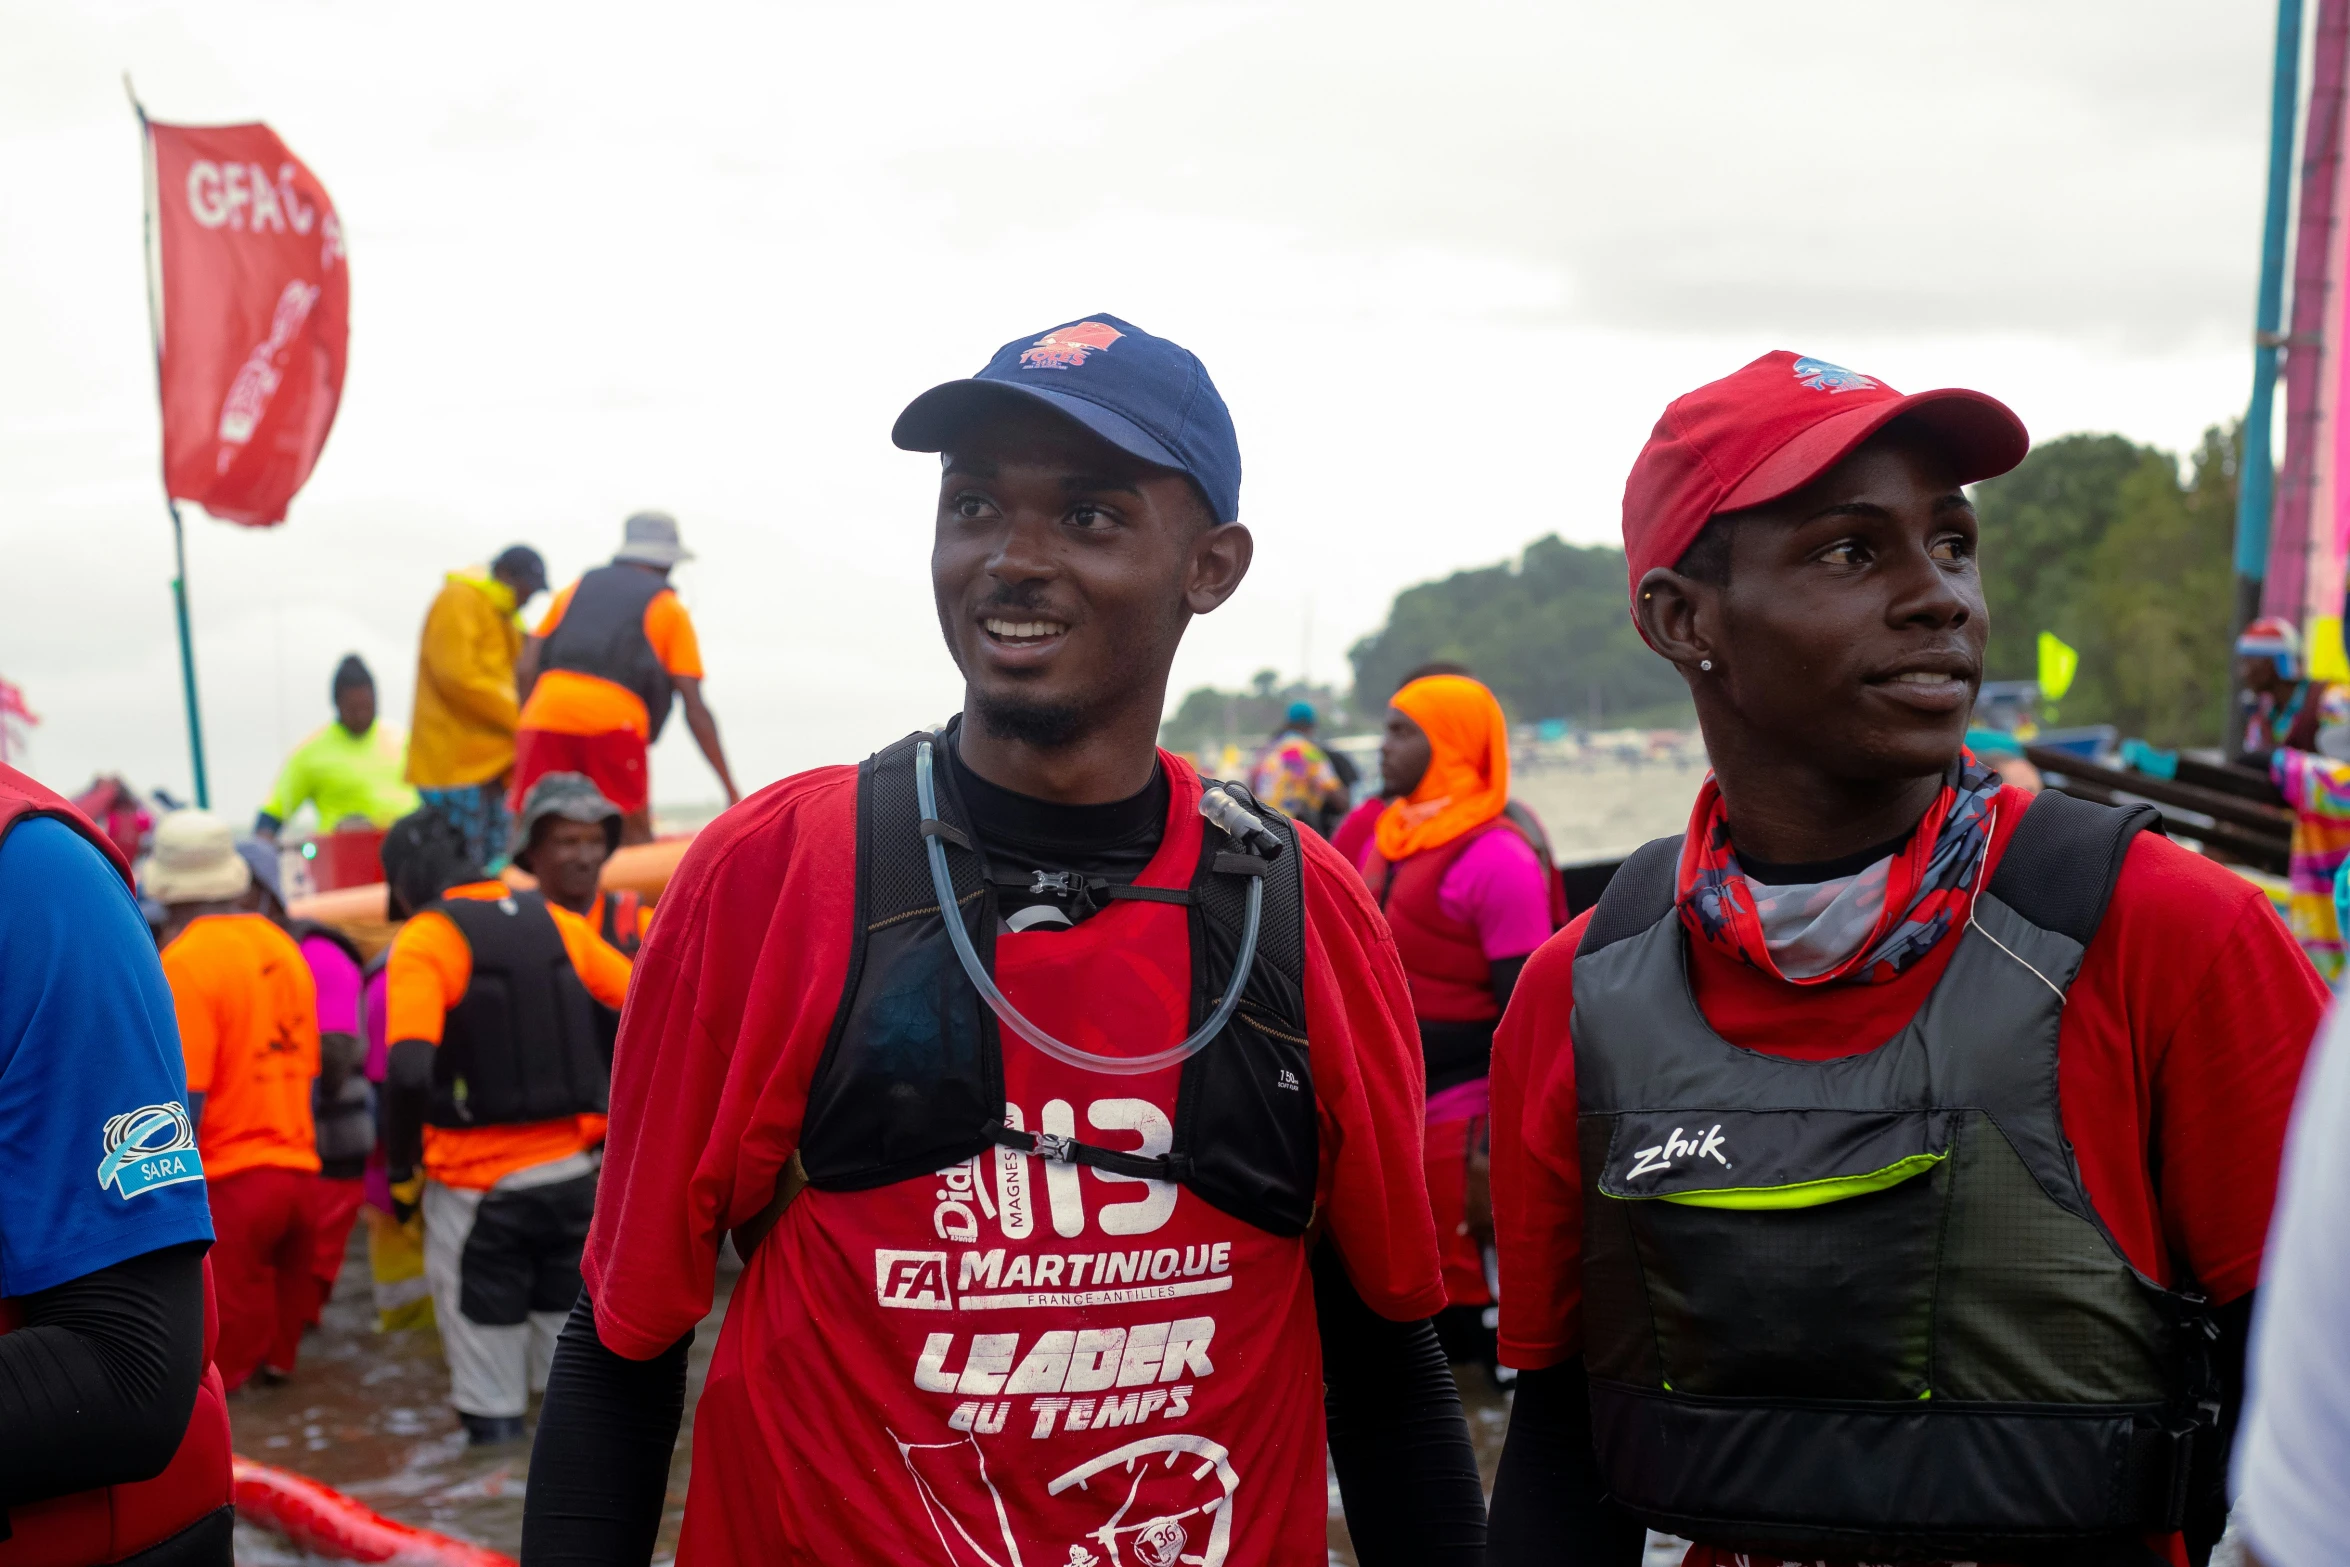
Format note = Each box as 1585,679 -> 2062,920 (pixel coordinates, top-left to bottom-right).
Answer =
127,76 -> 210,808
2235,0 -> 2305,638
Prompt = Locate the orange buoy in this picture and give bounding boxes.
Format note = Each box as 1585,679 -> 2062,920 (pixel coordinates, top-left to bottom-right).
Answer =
230,1456 -> 517,1567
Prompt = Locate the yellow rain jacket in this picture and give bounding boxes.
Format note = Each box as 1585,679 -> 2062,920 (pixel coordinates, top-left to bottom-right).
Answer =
405,569 -> 525,789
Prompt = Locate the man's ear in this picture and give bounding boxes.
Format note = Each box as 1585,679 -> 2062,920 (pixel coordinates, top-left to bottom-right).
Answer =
1186,523 -> 1254,615
1634,567 -> 1718,679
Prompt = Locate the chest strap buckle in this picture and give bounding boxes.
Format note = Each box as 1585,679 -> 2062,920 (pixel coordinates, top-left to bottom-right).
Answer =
981,1118 -> 1195,1185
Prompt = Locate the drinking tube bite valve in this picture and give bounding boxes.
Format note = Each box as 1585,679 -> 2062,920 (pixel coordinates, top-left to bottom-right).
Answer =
1199,782 -> 1286,860
914,739 -> 1261,1076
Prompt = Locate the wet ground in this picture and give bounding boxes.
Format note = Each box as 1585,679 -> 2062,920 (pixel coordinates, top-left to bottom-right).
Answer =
227,1229 -> 720,1565
230,1232 -> 1672,1565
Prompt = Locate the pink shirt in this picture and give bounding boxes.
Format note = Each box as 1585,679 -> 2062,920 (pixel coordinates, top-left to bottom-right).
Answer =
299,933 -> 365,1038
1435,825 -> 1553,961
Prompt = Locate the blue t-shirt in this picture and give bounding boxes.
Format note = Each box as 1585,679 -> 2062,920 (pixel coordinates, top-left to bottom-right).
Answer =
0,816 -> 214,1296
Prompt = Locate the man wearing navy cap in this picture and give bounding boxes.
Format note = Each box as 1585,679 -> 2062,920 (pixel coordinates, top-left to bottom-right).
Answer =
525,316 -> 1483,1566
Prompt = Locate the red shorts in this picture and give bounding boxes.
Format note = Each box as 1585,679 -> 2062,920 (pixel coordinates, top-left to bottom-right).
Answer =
1425,1078 -> 1494,1309
511,726 -> 649,815
207,1164 -> 320,1388
303,1176 -> 368,1325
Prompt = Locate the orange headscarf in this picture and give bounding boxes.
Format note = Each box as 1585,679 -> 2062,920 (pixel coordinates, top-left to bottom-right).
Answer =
1374,675 -> 1511,861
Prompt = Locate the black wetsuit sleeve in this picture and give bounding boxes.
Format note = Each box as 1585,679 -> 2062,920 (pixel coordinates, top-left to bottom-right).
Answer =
1313,1242 -> 1485,1565
384,1037 -> 434,1179
0,1242 -> 206,1513
522,1290 -> 691,1567
1487,1358 -> 1647,1567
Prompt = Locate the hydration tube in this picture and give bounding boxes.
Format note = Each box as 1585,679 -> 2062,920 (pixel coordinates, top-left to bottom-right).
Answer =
914,738 -> 1263,1076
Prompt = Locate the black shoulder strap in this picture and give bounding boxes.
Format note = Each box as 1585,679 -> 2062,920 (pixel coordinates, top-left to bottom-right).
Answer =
1191,778 -> 1306,997
859,730 -> 991,928
1982,789 -> 2159,947
435,886 -> 561,952
1173,778 -> 1315,1234
1577,834 -> 1681,956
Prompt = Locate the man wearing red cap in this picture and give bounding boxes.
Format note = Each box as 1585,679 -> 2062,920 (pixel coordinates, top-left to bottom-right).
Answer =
1486,352 -> 2322,1567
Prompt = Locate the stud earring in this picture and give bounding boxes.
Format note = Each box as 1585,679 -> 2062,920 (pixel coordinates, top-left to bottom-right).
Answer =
1700,659 -> 1714,672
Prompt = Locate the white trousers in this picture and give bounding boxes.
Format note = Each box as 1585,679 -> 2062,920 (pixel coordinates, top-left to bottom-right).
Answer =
421,1150 -> 596,1418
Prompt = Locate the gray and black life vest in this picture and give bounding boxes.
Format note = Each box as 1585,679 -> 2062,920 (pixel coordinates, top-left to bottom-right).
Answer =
426,889 -> 610,1129
1571,790 -> 2217,1560
541,563 -> 677,740
795,731 -> 1320,1237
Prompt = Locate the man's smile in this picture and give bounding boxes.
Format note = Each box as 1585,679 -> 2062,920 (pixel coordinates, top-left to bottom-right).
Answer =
981,616 -> 1071,649
1862,653 -> 1976,714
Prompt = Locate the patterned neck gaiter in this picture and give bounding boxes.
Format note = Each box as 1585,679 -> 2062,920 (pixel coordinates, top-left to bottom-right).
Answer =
1676,757 -> 2003,987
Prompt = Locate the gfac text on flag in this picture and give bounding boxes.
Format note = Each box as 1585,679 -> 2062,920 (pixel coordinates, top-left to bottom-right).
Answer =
145,120 -> 348,526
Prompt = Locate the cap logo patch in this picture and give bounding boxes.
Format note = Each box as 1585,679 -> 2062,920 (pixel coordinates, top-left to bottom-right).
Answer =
1791,356 -> 1877,394
1021,320 -> 1124,370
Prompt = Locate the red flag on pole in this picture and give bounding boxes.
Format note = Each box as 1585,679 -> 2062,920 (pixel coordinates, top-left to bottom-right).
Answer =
146,120 -> 348,527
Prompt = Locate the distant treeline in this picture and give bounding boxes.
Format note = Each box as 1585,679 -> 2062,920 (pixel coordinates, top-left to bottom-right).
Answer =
1973,425 -> 2236,750
1346,535 -> 1693,729
1163,424 -> 2240,748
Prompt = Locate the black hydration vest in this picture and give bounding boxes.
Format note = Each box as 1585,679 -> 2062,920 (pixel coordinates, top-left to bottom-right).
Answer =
796,731 -> 1320,1237
425,889 -> 610,1129
1570,791 -> 2217,1560
540,563 -> 677,741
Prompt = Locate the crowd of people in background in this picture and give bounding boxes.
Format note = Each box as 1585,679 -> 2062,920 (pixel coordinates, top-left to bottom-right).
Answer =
19,325 -> 2350,1567
0,511 -> 730,1462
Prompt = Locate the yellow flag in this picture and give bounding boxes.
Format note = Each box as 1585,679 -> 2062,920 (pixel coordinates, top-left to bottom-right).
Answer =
2037,631 -> 2079,703
2309,615 -> 2350,683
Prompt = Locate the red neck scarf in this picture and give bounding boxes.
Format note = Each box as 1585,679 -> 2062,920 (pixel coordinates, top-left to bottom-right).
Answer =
1675,758 -> 2002,987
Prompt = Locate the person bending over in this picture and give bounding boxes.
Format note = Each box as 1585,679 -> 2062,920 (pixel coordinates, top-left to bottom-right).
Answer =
513,515 -> 737,844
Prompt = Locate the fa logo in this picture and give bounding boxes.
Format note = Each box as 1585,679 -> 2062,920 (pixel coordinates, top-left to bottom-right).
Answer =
875,1249 -> 954,1310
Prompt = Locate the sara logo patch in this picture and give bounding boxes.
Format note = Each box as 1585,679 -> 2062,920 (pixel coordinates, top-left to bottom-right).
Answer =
97,1103 -> 203,1200
1020,321 -> 1123,370
1622,1123 -> 1731,1184
876,1249 -> 955,1310
1791,356 -> 1878,394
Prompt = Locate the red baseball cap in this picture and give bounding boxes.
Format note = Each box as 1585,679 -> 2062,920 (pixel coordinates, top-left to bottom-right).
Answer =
1619,350 -> 2029,615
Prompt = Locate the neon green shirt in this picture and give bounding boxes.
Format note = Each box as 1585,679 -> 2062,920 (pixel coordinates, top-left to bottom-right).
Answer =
263,721 -> 420,830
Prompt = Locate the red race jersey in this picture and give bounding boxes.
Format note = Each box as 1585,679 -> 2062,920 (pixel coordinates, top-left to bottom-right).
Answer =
1492,785 -> 2327,1567
587,755 -> 1443,1567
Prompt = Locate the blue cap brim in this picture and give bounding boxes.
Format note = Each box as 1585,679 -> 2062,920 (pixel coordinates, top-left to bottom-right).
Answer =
891,380 -> 1187,476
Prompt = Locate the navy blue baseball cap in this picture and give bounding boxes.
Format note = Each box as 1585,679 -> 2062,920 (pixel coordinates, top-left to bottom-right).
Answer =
892,313 -> 1242,524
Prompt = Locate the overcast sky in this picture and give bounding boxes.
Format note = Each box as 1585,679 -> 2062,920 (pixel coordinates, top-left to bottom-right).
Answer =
0,1 -> 2281,815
